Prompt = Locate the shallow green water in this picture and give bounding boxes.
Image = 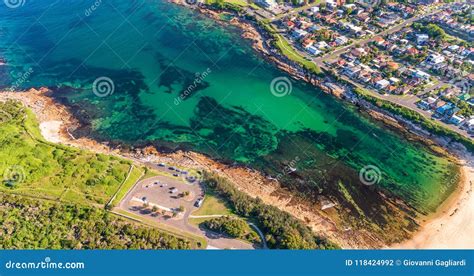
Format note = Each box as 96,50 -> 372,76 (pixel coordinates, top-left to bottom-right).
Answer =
0,0 -> 458,217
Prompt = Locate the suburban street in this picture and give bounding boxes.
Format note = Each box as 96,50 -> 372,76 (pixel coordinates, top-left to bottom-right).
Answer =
264,3 -> 472,140
314,6 -> 446,63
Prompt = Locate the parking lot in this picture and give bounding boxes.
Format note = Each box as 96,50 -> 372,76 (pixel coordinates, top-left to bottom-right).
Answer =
117,163 -> 255,249
120,171 -> 203,220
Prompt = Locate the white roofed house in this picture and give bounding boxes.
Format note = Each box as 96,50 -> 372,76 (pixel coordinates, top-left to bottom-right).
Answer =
416,33 -> 429,45
426,53 -> 446,65
291,29 -> 308,40
375,79 -> 390,90
450,114 -> 465,125
308,25 -> 321,32
389,77 -> 400,84
343,64 -> 361,78
306,46 -> 322,56
335,36 -> 348,46
310,7 -> 319,14
256,0 -> 277,9
413,70 -> 431,81
465,117 -> 474,132
448,45 -> 460,53
315,41 -> 330,50
418,97 -> 437,110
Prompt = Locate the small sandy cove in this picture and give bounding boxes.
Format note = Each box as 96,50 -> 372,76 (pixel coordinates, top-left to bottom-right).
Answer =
392,151 -> 474,249
1,89 -> 473,249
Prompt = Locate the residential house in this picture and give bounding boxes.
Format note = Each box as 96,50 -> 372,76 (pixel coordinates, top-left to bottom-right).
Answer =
450,114 -> 465,125
426,53 -> 445,65
291,29 -> 308,39
416,33 -> 429,44
307,46 -> 322,56
335,36 -> 349,45
375,79 -> 390,90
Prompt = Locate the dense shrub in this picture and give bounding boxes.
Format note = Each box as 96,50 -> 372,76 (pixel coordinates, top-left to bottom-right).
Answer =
0,193 -> 191,249
203,216 -> 259,244
202,172 -> 339,249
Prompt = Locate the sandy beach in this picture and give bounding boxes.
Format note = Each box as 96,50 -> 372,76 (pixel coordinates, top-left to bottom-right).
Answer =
393,153 -> 474,249
39,120 -> 62,143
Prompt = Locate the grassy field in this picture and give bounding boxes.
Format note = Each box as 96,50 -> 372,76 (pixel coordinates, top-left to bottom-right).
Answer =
108,165 -> 145,208
205,0 -> 248,6
0,100 -> 205,248
191,191 -> 234,217
0,100 -> 132,206
188,191 -> 234,227
274,33 -> 322,74
188,191 -> 262,247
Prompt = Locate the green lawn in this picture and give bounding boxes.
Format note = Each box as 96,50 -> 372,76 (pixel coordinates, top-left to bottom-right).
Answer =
205,0 -> 248,7
274,33 -> 321,74
188,191 -> 234,228
0,100 -> 132,206
188,192 -> 263,246
108,165 -> 144,207
191,191 -> 233,217
225,0 -> 248,6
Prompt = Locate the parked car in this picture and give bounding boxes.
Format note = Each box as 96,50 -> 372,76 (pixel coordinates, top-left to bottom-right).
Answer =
194,198 -> 204,208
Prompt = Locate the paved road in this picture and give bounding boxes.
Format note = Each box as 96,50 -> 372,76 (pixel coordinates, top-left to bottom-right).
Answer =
321,68 -> 472,138
189,214 -> 268,249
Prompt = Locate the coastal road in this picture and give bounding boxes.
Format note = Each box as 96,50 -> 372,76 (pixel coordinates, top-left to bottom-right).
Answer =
266,2 -> 471,140
320,65 -> 472,138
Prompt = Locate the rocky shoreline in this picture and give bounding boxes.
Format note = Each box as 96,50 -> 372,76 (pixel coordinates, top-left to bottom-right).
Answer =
0,88 -> 386,248
173,1 -> 468,155
2,80 -> 472,249
0,3 -> 472,249
168,2 -> 474,249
